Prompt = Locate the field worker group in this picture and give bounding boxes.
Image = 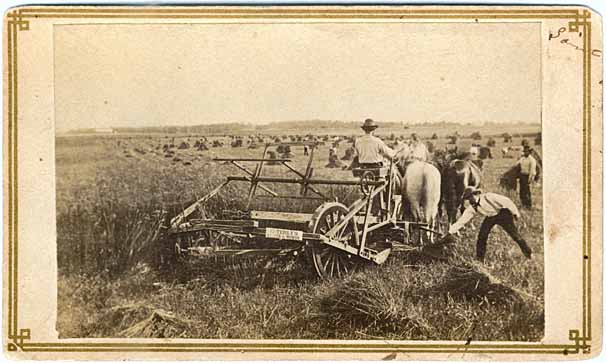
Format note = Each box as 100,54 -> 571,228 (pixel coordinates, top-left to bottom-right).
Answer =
351,118 -> 537,263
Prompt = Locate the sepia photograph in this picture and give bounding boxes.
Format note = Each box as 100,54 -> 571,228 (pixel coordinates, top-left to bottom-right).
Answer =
3,5 -> 602,360
54,21 -> 544,341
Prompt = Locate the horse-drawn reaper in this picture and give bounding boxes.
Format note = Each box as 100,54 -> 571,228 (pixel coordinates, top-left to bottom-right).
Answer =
166,141 -> 447,279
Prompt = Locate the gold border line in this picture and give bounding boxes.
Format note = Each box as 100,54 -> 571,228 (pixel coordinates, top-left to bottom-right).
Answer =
17,7 -> 581,14
7,8 -> 14,341
23,15 -> 579,20
18,348 -> 574,354
583,16 -> 592,344
19,342 -> 575,348
4,6 -> 594,355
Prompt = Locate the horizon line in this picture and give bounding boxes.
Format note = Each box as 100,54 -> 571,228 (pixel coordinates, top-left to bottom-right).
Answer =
58,119 -> 542,133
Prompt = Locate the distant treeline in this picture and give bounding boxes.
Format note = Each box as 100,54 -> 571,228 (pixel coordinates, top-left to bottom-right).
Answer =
66,123 -> 255,135
65,120 -> 539,135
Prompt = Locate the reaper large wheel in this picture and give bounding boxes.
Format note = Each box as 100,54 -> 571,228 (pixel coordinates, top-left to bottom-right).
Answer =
307,202 -> 365,279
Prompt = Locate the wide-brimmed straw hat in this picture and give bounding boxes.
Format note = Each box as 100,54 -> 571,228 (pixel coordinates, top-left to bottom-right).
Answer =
361,118 -> 379,130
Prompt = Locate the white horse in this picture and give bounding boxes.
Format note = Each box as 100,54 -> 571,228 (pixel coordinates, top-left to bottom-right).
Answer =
400,160 -> 441,243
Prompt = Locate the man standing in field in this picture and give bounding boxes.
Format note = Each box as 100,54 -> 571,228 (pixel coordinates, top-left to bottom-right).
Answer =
354,119 -> 395,167
329,143 -> 338,157
517,145 -> 537,209
469,144 -> 480,159
447,187 -> 533,262
467,144 -> 484,169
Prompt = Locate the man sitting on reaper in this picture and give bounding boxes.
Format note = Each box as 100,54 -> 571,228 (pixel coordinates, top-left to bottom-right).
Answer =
353,118 -> 396,168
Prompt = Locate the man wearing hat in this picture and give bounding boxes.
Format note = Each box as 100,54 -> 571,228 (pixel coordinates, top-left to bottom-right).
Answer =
516,145 -> 537,209
354,118 -> 395,167
447,187 -> 532,262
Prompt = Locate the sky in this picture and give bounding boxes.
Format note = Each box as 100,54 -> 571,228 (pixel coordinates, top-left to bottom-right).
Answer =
54,22 -> 541,131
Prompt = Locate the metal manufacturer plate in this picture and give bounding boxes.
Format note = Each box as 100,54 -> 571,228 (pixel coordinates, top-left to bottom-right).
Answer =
265,227 -> 303,241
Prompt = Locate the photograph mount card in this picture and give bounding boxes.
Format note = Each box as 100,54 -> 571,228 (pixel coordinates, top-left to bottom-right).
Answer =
2,5 -> 603,360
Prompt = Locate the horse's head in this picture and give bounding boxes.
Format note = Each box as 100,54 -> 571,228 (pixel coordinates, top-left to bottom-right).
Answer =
451,159 -> 469,175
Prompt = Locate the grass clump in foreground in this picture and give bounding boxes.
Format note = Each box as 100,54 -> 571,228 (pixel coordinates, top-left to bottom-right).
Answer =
317,258 -> 543,341
59,251 -> 543,341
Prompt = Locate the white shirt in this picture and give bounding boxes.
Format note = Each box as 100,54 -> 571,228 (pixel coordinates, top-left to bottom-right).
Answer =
517,155 -> 537,180
465,161 -> 482,188
354,134 -> 395,163
409,141 -> 429,161
448,192 -> 520,234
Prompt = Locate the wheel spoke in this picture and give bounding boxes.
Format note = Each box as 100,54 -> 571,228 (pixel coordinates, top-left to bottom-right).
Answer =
320,246 -> 330,258
335,225 -> 343,240
322,252 -> 332,271
334,254 -> 341,277
310,203 -> 367,279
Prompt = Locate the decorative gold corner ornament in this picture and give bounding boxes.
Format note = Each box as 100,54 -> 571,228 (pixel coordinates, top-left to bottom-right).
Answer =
568,9 -> 591,32
7,328 -> 31,352
7,10 -> 29,31
567,329 -> 591,355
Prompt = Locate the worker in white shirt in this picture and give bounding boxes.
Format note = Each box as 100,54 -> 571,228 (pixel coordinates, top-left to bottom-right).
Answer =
329,143 -> 338,157
446,187 -> 532,262
354,119 -> 395,168
517,146 -> 537,209
409,133 -> 430,162
468,144 -> 484,168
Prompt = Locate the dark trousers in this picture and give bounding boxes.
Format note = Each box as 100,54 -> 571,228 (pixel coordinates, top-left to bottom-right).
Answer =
519,174 -> 532,208
476,209 -> 532,260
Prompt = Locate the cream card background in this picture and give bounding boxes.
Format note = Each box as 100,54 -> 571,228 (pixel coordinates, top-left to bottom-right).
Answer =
2,5 -> 602,360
